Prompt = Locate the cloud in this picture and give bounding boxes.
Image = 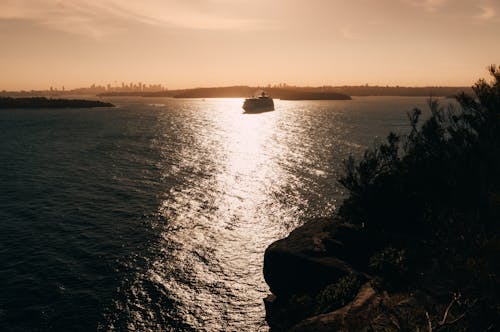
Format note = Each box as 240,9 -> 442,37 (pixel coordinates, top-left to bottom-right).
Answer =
0,0 -> 276,38
402,0 -> 449,12
476,5 -> 496,20
340,26 -> 361,40
401,0 -> 499,22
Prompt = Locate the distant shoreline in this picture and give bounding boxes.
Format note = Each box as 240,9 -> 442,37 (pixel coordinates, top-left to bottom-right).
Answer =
0,97 -> 114,109
96,85 -> 471,99
0,85 -> 472,100
98,87 -> 352,100
0,85 -> 473,100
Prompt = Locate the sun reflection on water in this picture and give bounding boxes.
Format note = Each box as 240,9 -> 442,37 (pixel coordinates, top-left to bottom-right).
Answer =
154,99 -> 295,331
117,98 -> 347,331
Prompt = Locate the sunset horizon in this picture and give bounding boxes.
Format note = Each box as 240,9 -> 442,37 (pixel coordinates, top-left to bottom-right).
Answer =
1,81 -> 477,93
2,1 -> 500,331
2,0 -> 499,90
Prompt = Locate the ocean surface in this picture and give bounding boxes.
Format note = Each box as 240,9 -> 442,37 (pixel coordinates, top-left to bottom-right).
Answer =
0,96 -> 444,331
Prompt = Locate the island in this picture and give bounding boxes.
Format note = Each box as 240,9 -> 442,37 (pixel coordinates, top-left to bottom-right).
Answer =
163,87 -> 352,100
0,97 -> 114,109
98,86 -> 352,100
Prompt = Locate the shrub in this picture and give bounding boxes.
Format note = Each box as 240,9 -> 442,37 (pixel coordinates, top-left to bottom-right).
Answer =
315,273 -> 362,314
338,65 -> 500,329
340,65 -> 500,247
369,247 -> 409,289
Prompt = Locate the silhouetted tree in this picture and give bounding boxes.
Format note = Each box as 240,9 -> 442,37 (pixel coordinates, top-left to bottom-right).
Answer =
338,65 -> 500,330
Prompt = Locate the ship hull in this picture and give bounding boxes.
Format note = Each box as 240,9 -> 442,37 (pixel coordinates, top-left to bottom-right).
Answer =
242,98 -> 274,113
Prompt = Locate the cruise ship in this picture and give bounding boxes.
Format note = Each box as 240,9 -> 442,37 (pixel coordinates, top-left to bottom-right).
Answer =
242,91 -> 274,113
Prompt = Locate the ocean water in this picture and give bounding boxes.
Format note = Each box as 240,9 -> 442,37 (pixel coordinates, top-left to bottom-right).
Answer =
0,96 -> 442,331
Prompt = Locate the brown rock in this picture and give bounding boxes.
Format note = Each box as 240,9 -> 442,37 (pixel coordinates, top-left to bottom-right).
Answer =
263,218 -> 355,297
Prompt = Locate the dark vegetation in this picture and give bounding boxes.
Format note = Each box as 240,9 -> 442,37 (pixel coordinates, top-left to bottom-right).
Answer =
336,65 -> 500,330
0,97 -> 114,109
263,66 -> 500,331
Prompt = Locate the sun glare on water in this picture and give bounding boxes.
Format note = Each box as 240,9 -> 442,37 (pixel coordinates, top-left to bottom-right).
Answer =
132,98 -> 291,331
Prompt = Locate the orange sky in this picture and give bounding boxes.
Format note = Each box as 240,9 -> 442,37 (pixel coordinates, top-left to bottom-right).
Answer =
1,0 -> 499,90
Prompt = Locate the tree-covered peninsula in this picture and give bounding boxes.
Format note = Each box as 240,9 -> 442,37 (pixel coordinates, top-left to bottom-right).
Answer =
0,97 -> 114,109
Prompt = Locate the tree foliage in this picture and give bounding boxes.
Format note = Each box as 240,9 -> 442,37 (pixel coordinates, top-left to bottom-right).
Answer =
338,65 -> 500,329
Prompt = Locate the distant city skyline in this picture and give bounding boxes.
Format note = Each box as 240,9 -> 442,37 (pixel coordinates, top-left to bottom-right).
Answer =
1,82 -> 168,93
2,81 -> 474,94
49,82 -> 168,93
1,0 -> 499,90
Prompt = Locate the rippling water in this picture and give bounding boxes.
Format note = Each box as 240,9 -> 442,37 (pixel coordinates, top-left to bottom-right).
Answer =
0,97 -> 440,331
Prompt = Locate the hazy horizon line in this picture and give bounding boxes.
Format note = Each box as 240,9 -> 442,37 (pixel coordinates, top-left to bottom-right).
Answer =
1,83 -> 475,93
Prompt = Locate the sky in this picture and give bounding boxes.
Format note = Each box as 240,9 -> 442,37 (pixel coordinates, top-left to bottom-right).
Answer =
0,0 -> 499,90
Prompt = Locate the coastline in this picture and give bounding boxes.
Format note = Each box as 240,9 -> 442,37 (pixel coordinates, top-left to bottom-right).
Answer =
0,97 -> 114,109
96,85 -> 470,99
262,217 -> 458,331
262,68 -> 500,331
